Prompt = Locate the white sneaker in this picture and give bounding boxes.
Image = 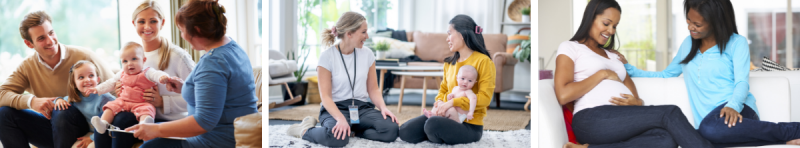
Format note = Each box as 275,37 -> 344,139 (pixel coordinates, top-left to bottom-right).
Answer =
141,116 -> 154,124
286,116 -> 317,138
91,116 -> 109,134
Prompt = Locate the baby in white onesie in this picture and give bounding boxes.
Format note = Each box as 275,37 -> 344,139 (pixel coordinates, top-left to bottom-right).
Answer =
424,65 -> 478,123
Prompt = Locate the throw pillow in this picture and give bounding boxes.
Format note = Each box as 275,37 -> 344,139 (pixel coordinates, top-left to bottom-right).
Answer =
507,35 -> 529,54
760,56 -> 791,71
372,36 -> 416,59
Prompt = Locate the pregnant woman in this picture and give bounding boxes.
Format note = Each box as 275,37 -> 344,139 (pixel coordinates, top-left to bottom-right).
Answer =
556,0 -> 712,148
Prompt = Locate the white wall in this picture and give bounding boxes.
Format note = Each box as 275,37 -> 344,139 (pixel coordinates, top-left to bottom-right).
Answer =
539,0 -> 573,70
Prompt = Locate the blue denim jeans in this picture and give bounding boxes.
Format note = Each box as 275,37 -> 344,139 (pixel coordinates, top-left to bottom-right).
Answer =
0,106 -> 89,148
140,138 -> 184,148
698,102 -> 800,147
93,112 -> 170,148
572,105 -> 713,148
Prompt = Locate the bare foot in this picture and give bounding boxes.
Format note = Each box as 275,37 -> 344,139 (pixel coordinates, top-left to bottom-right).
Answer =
563,142 -> 588,148
787,139 -> 800,145
423,108 -> 432,118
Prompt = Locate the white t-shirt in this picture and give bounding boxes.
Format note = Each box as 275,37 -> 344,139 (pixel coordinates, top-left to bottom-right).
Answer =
556,41 -> 632,114
317,45 -> 376,103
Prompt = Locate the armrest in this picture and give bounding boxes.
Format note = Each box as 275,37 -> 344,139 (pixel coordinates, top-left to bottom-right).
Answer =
493,52 -> 518,66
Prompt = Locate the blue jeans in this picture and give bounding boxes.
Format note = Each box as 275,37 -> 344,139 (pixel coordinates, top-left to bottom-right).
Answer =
572,105 -> 713,148
698,102 -> 800,147
93,112 -> 170,148
139,138 -> 184,148
0,106 -> 89,148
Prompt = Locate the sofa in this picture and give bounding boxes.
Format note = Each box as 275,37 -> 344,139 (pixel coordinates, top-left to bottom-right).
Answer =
538,77 -> 793,147
388,31 -> 518,107
751,71 -> 800,122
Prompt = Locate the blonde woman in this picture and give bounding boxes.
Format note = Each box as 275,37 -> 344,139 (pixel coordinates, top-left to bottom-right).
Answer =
92,0 -> 194,147
285,11 -> 399,147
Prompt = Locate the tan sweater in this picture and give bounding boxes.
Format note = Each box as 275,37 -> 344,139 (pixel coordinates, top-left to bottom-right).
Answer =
0,44 -> 114,109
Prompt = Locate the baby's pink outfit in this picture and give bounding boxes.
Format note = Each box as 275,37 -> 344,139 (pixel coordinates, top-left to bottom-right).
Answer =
103,67 -> 156,120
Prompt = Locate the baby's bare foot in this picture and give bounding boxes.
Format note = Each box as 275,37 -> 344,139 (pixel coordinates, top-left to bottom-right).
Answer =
423,108 -> 432,118
787,139 -> 800,145
562,142 -> 588,148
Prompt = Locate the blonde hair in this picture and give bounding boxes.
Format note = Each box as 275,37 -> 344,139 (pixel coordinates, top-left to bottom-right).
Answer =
322,11 -> 366,47
19,11 -> 52,43
123,41 -> 145,55
67,60 -> 98,103
132,0 -> 173,70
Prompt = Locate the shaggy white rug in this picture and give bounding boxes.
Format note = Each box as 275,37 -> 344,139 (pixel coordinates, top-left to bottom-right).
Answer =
269,125 -> 531,148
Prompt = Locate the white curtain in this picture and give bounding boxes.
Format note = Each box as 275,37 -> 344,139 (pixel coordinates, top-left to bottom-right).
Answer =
430,0 -> 504,34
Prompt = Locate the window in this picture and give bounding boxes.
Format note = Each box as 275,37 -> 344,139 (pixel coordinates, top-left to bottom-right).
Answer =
0,0 -> 119,83
296,0 -> 398,74
671,0 -> 796,68
573,0 -> 658,70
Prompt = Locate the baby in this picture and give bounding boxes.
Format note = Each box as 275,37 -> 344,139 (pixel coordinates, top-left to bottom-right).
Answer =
86,42 -> 173,134
424,65 -> 478,123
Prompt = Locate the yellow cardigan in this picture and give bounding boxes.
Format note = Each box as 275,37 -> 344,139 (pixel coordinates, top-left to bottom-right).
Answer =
436,51 -> 496,125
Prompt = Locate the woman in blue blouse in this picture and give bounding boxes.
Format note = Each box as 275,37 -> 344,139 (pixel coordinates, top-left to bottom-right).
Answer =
123,0 -> 258,147
616,0 -> 800,146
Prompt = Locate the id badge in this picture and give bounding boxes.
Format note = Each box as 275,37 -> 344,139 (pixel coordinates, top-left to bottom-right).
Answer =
349,105 -> 360,124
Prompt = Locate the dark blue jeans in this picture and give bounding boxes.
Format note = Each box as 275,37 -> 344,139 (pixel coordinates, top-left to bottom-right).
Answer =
698,102 -> 800,147
93,112 -> 170,148
572,105 -> 713,148
0,106 -> 89,148
139,138 -> 184,148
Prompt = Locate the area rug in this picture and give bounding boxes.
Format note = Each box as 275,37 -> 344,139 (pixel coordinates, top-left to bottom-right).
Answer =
268,124 -> 531,148
269,104 -> 530,131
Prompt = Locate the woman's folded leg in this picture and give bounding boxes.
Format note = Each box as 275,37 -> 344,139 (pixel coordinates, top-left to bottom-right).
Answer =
353,108 -> 398,142
572,105 -> 712,148
422,116 -> 482,144
698,103 -> 800,146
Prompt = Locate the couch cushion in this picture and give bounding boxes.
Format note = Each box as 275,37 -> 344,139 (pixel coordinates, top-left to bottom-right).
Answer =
412,32 -> 507,62
413,32 -> 452,62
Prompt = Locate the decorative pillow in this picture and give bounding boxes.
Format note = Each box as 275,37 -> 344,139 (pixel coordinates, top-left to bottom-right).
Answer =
760,56 -> 792,71
507,35 -> 530,54
372,36 -> 416,59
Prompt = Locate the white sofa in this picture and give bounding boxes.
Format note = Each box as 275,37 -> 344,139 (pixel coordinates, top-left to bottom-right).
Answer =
538,77 -> 794,147
751,71 -> 800,122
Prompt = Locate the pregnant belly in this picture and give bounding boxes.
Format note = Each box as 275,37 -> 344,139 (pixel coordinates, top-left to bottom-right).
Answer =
574,80 -> 633,113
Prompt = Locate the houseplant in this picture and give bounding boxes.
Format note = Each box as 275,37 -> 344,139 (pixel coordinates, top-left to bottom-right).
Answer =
282,0 -> 328,105
373,41 -> 390,59
513,38 -> 531,62
521,7 -> 531,22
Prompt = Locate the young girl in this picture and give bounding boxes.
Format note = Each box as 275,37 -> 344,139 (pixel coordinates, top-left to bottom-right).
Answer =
53,60 -> 116,146
425,65 -> 478,123
85,42 -> 173,134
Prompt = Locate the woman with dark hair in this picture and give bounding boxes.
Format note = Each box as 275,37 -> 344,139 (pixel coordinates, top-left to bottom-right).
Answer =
122,0 -> 258,147
398,14 -> 495,145
616,0 -> 800,146
555,0 -> 712,147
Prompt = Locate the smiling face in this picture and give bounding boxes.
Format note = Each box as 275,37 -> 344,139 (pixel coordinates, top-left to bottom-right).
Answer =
120,46 -> 146,75
686,8 -> 712,39
133,8 -> 164,43
72,64 -> 98,94
456,67 -> 478,90
345,21 -> 369,48
589,8 -> 620,46
24,21 -> 59,58
446,25 -> 465,52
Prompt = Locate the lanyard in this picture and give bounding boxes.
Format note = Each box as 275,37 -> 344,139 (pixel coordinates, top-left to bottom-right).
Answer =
337,45 -> 356,106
